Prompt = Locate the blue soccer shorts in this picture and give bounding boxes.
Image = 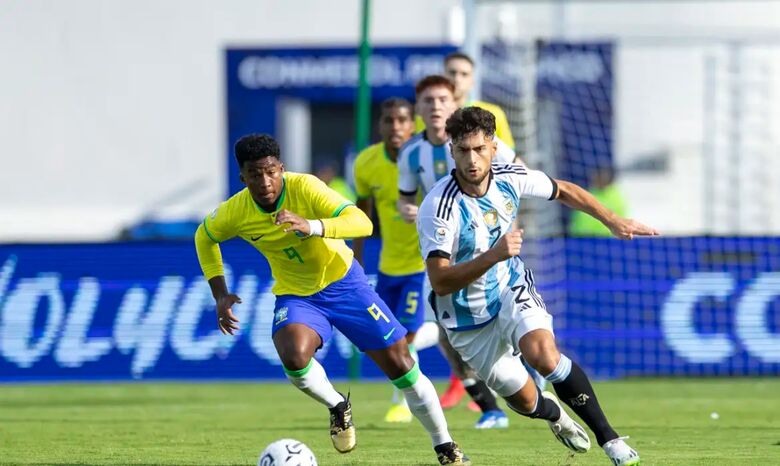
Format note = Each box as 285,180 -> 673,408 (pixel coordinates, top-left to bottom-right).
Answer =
375,271 -> 425,333
271,260 -> 407,351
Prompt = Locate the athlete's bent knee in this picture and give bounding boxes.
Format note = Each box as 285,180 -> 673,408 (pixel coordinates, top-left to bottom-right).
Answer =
522,337 -> 560,375
279,351 -> 311,372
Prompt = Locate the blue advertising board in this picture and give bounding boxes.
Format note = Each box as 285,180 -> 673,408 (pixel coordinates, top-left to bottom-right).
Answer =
1,238 -> 778,382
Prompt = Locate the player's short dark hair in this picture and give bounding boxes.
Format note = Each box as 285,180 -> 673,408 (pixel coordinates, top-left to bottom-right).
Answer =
380,97 -> 414,116
444,51 -> 475,67
234,134 -> 280,169
415,75 -> 455,98
446,107 -> 496,141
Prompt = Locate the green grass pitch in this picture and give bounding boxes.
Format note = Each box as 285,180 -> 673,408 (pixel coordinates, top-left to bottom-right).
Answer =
0,378 -> 777,465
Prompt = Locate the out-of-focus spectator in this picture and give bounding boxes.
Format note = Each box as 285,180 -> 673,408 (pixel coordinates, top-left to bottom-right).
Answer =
315,162 -> 357,203
569,167 -> 628,237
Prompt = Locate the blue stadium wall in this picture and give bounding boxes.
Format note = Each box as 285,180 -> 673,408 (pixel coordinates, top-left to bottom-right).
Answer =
1,238 -> 778,382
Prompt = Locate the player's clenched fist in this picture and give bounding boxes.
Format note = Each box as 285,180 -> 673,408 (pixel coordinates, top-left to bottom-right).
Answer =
489,228 -> 524,262
275,209 -> 310,236
397,199 -> 419,223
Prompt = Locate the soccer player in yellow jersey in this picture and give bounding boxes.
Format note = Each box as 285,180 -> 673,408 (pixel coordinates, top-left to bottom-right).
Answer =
352,98 -> 421,423
194,134 -> 470,465
415,51 -> 516,150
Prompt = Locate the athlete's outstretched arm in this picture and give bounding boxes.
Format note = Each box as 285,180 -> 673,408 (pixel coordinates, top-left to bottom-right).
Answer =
426,228 -> 523,296
276,205 -> 373,239
195,224 -> 241,334
555,180 -> 659,239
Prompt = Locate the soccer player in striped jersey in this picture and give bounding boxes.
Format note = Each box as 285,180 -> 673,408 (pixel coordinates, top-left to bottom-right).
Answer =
418,107 -> 657,465
352,97 -> 422,423
398,75 -> 512,429
195,134 -> 470,465
414,51 -> 516,150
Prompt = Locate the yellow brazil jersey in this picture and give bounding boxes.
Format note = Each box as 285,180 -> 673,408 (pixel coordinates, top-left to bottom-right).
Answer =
353,142 -> 425,276
202,172 -> 355,296
414,99 -> 516,149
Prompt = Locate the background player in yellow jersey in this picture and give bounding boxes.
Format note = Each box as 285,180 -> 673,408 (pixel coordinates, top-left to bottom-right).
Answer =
352,97 -> 422,423
194,134 -> 470,465
415,51 -> 516,150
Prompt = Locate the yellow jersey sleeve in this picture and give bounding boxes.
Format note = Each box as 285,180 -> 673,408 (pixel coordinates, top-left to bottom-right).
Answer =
202,200 -> 238,243
194,223 -> 225,279
298,173 -> 354,219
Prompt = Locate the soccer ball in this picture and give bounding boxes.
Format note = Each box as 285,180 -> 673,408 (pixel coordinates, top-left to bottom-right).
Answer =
257,439 -> 318,466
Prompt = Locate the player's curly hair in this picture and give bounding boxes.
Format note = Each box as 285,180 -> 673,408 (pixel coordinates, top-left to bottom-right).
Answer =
445,107 -> 496,141
234,134 -> 281,168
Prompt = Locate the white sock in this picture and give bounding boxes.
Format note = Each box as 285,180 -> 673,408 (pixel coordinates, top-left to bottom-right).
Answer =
390,344 -> 418,407
284,358 -> 344,408
413,322 -> 440,350
394,363 -> 453,446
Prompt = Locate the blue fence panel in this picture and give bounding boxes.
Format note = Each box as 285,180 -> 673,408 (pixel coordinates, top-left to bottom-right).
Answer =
0,238 -> 778,382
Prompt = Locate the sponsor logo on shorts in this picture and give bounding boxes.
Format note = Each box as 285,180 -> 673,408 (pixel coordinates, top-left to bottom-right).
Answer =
383,328 -> 396,340
274,307 -> 288,325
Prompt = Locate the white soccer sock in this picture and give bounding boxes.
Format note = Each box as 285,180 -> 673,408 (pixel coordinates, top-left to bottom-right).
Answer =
394,363 -> 453,446
390,344 -> 418,407
284,358 -> 344,408
413,322 -> 440,351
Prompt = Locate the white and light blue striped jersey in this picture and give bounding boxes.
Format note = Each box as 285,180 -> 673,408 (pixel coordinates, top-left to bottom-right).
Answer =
397,132 -> 516,196
416,163 -> 558,330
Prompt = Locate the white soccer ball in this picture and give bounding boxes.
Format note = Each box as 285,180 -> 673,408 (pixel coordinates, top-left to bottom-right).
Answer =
257,438 -> 318,466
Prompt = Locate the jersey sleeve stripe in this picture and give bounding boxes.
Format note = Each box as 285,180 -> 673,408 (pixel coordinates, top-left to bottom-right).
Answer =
435,179 -> 455,218
436,179 -> 459,219
400,188 -> 418,196
331,202 -> 354,217
443,180 -> 460,220
202,217 -> 221,243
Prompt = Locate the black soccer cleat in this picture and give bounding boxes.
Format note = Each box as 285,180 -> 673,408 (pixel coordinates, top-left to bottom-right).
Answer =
328,392 -> 356,453
434,441 -> 471,465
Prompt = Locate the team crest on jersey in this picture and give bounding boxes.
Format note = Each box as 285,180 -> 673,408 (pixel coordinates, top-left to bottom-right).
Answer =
503,198 -> 515,214
483,208 -> 498,227
274,307 -> 288,325
434,160 -> 447,176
